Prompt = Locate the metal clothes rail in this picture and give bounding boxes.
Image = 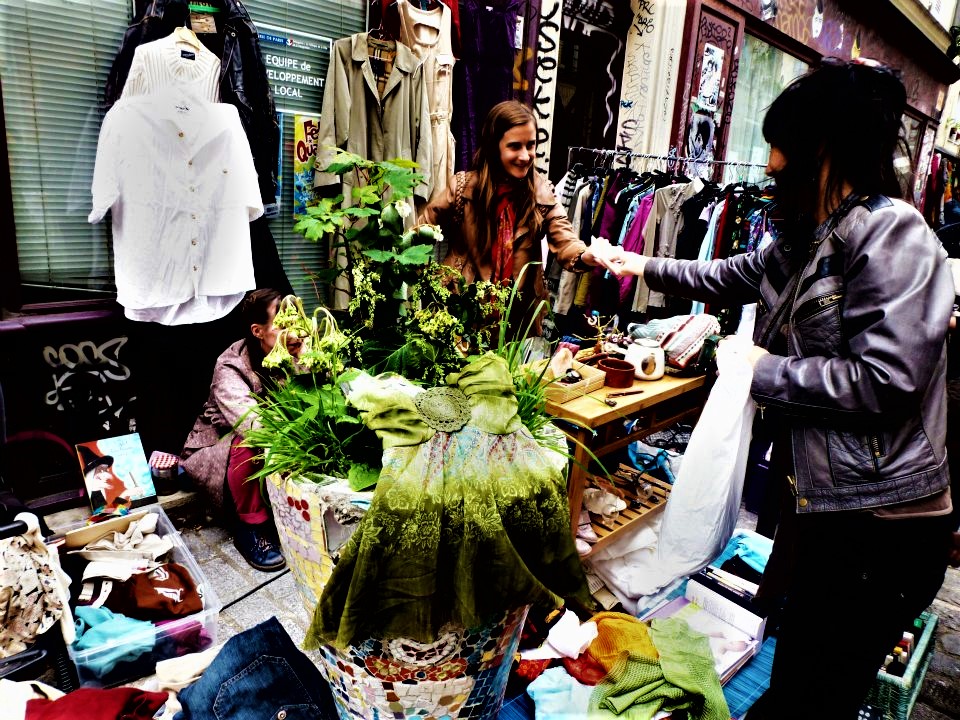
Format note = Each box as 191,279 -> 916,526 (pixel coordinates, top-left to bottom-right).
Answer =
566,145 -> 769,175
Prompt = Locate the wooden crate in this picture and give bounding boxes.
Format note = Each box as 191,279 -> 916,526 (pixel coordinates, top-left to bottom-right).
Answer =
587,465 -> 672,543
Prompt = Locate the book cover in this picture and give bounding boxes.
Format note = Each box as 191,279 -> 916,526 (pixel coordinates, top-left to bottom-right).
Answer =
75,433 -> 156,515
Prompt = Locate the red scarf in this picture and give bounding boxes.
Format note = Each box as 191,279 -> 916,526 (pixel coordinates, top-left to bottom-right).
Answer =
491,184 -> 517,283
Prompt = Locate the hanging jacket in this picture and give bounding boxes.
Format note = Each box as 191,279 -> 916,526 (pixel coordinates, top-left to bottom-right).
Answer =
644,195 -> 953,514
104,0 -> 279,212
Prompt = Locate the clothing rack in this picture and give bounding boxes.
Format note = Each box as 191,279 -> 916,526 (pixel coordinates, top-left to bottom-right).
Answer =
566,146 -> 768,176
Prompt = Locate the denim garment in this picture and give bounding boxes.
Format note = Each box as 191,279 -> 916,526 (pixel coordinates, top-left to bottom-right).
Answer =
175,617 -> 337,720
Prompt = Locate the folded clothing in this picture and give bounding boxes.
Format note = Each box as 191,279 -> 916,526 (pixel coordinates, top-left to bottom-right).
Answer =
73,605 -> 156,678
76,512 -> 173,562
104,563 -> 202,621
25,687 -> 167,720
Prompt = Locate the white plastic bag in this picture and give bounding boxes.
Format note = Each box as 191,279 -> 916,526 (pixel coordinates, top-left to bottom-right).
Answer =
654,336 -> 756,581
586,338 -> 758,606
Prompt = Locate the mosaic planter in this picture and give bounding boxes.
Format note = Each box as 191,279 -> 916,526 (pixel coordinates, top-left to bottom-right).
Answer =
266,473 -> 528,719
265,472 -> 356,614
318,606 -> 528,720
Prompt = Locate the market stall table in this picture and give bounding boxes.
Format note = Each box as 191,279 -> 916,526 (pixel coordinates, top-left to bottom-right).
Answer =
547,373 -> 708,555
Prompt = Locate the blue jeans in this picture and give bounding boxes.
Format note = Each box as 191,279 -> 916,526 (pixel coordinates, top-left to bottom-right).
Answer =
176,617 -> 337,719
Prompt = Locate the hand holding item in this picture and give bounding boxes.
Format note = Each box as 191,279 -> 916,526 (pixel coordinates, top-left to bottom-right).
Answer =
716,335 -> 768,370
605,250 -> 649,277
582,236 -> 620,273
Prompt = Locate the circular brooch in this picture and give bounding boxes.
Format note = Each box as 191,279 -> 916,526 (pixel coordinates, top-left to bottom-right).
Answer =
414,386 -> 471,432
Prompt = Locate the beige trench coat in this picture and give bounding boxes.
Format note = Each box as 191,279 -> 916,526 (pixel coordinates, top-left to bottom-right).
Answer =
314,33 -> 434,310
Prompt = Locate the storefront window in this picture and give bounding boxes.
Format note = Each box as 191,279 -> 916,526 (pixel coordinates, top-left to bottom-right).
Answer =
0,0 -> 363,307
722,35 -> 808,185
0,0 -> 129,303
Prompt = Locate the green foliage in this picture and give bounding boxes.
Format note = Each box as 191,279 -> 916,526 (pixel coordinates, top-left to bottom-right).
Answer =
250,154 -> 560,488
243,372 -> 381,486
294,149 -> 509,384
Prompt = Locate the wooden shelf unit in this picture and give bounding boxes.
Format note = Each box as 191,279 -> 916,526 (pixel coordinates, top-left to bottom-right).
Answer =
546,373 -> 707,556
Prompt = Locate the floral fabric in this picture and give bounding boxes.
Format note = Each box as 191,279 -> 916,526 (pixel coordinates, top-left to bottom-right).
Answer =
307,354 -> 592,648
0,514 -> 74,657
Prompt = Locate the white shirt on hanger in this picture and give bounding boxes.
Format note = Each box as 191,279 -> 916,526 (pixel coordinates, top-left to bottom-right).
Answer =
89,88 -> 262,323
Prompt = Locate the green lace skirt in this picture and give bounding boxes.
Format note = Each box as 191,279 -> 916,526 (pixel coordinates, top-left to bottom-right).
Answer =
306,422 -> 592,649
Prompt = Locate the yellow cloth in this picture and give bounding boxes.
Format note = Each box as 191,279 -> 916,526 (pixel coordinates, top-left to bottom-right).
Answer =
588,611 -> 659,674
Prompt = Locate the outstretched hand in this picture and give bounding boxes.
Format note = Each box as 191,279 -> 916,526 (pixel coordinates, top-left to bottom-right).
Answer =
582,237 -> 651,277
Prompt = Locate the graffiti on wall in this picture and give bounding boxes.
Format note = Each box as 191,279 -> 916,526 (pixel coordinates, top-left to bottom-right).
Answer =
42,337 -> 136,434
614,0 -> 686,162
533,0 -> 563,176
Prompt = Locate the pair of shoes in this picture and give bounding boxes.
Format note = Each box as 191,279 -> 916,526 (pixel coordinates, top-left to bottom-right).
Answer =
234,522 -> 285,572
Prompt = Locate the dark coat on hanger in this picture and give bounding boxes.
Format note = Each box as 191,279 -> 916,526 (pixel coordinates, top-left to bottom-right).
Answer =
104,0 -> 279,209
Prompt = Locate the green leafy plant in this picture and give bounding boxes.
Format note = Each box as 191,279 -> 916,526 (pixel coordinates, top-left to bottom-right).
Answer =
243,371 -> 381,490
244,297 -> 380,489
293,150 -> 509,384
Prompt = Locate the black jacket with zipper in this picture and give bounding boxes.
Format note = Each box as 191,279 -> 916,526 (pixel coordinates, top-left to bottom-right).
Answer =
644,195 -> 953,514
105,0 -> 279,209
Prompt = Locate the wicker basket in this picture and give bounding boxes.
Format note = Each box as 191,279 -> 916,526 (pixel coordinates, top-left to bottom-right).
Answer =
543,360 -> 606,404
862,611 -> 937,720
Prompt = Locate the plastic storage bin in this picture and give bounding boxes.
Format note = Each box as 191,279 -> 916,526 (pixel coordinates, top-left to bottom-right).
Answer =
862,611 -> 938,720
62,505 -> 221,687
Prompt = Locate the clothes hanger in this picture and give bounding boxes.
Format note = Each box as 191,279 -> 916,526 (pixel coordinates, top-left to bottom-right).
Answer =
172,24 -> 202,52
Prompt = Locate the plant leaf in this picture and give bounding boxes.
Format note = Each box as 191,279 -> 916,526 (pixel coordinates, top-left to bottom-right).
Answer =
396,244 -> 433,265
343,206 -> 380,218
362,249 -> 397,262
347,463 -> 380,491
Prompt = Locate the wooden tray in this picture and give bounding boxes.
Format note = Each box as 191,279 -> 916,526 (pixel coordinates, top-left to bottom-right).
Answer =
543,360 -> 606,404
587,465 -> 672,539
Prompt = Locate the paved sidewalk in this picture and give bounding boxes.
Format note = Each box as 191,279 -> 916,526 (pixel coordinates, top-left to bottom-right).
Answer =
55,491 -> 960,718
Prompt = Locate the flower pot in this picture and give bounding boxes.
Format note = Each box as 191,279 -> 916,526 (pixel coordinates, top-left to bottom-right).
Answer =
318,606 -> 528,720
267,472 -> 530,719
597,357 -> 636,388
265,472 -> 351,614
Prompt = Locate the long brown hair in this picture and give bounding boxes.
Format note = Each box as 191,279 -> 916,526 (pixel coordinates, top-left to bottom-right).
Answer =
471,101 -> 542,261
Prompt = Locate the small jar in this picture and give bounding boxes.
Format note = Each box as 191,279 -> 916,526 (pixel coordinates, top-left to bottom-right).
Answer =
626,339 -> 665,381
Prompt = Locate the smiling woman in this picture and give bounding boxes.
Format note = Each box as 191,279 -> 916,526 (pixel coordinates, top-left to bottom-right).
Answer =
418,100 -> 618,338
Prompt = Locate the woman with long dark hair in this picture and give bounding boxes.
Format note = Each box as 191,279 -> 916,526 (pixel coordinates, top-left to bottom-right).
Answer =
611,59 -> 954,718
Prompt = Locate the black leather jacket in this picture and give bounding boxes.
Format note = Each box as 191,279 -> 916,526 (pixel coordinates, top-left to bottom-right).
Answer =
105,0 -> 279,208
645,195 -> 953,513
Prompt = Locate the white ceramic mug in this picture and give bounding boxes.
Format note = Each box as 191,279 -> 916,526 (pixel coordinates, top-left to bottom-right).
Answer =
626,339 -> 665,381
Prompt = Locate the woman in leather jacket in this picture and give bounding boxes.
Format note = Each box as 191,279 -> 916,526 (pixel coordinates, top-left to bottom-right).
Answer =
611,60 -> 954,719
419,100 -> 615,337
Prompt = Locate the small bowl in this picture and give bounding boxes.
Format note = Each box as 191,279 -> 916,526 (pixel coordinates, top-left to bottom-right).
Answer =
597,357 -> 635,388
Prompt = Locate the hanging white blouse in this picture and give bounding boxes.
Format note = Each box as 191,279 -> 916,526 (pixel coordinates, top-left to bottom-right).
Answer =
89,89 -> 262,323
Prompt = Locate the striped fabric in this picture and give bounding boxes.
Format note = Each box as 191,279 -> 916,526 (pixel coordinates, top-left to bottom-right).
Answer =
723,636 -> 776,719
121,32 -> 220,102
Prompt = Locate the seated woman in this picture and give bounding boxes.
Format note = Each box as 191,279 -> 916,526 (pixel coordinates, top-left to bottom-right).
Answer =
181,289 -> 301,572
419,100 -> 614,337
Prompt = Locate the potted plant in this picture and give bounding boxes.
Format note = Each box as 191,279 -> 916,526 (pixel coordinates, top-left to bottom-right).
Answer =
244,153 -> 586,720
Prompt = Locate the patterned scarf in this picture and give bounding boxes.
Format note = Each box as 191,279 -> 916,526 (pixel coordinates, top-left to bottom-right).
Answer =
491,184 -> 517,283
